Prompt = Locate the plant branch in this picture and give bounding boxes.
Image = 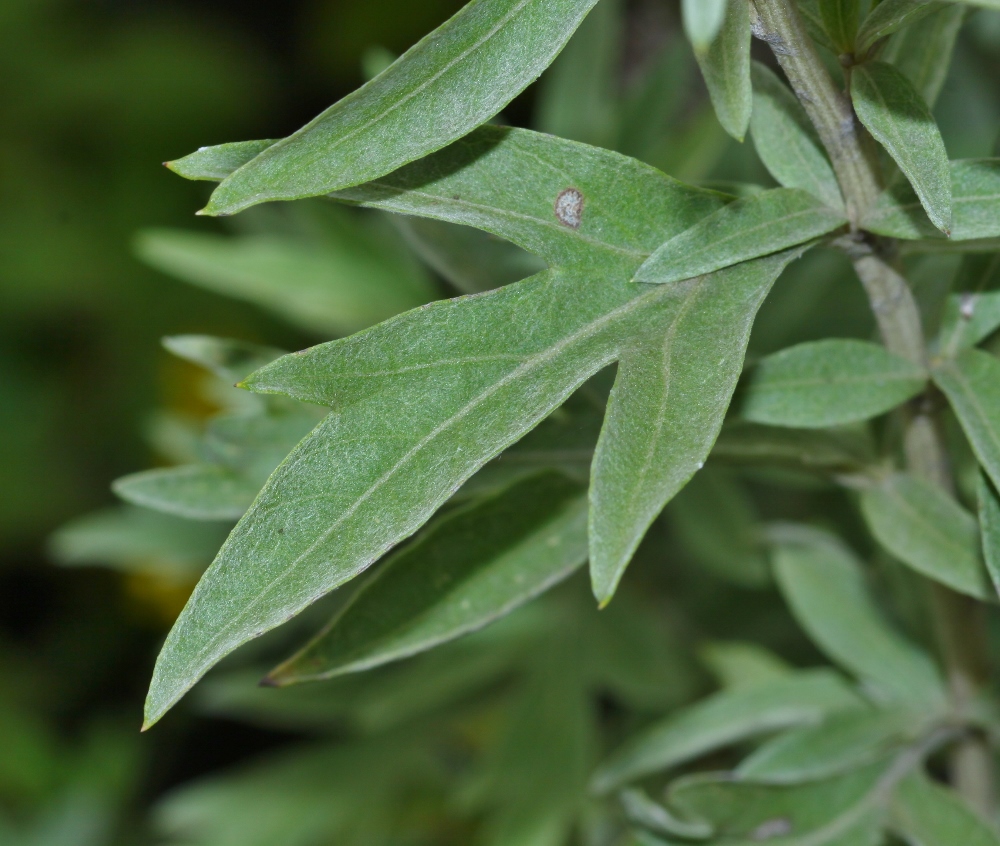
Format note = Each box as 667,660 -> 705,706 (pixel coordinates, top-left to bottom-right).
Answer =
749,0 -> 881,227
752,0 -> 995,814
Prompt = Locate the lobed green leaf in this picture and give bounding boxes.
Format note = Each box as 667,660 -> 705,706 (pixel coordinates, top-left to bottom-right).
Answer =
741,339 -> 926,429
199,0 -> 602,216
851,61 -> 952,235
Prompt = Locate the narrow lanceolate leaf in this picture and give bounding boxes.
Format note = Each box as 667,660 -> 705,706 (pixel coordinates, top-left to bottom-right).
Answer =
635,189 -> 845,286
113,466 -> 260,522
145,127 -> 795,728
935,349 -> 1000,496
265,474 -> 588,685
938,290 -> 1000,357
750,63 -> 843,211
161,335 -> 285,384
200,0 -> 601,216
619,790 -> 713,841
861,473 -> 990,600
882,4 -> 965,108
852,61 -> 952,235
682,0 -> 728,51
863,160 -> 1000,241
591,670 -> 862,792
693,0 -> 752,141
771,527 -> 946,709
165,139 -> 276,181
742,339 -> 926,428
819,0 -> 859,52
856,0 -> 947,54
668,763 -> 889,845
737,708 -> 915,783
892,773 -> 1000,846
712,421 -> 877,476
978,474 -> 1000,599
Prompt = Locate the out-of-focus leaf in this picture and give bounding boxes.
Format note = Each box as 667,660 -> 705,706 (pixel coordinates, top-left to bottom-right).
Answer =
863,159 -> 1000,241
635,189 -> 843,286
591,670 -> 862,793
112,465 -> 261,522
266,473 -> 587,684
161,335 -> 286,383
883,4 -> 965,108
668,467 -> 769,587
819,0 -> 860,52
49,506 -> 228,582
750,63 -> 843,210
620,789 -> 713,840
978,474 -> 1000,598
737,708 -> 916,783
892,772 -> 1000,846
698,641 -> 793,690
935,349 -> 1000,495
694,0 -> 752,141
682,0 -> 728,51
711,421 -> 876,475
771,526 -> 947,708
856,0 -> 946,53
852,61 -> 952,234
860,472 -> 991,600
938,290 -> 1000,356
667,762 -> 889,845
534,0 -> 621,148
136,219 -> 434,336
145,126 -> 799,728
741,339 -> 926,428
200,0 -> 602,216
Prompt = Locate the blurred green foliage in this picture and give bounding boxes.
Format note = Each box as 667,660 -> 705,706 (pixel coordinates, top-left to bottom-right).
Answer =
5,0 -> 1000,843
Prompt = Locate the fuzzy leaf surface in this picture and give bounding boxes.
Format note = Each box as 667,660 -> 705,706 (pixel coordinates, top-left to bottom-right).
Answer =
861,473 -> 990,600
772,528 -> 946,709
749,63 -> 843,210
741,339 -> 926,429
851,61 -> 952,235
694,0 -> 752,142
863,160 -> 1000,241
635,189 -> 844,286
200,0 -> 601,216
145,127 -> 798,727
266,474 -> 588,684
591,670 -> 862,793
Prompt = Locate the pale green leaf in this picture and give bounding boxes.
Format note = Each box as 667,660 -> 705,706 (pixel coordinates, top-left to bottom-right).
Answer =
667,763 -> 888,846
856,0 -> 948,53
851,61 -> 952,234
935,349 -> 1000,498
683,0 -> 728,50
978,473 -> 1000,598
712,421 -> 877,476
165,139 -> 276,181
771,527 -> 947,708
750,63 -> 844,211
860,473 -> 990,600
668,468 -> 769,587
741,339 -> 926,428
892,773 -> 1000,846
862,160 -> 1000,241
819,0 -> 860,52
144,127 -> 791,727
591,670 -> 863,793
265,473 -> 587,684
698,641 -> 794,690
136,219 -> 434,337
200,0 -> 602,216
737,709 -> 916,784
693,0 -> 753,141
883,4 -> 965,108
635,188 -> 844,286
112,465 -> 261,522
937,290 -> 1000,357
621,789 -> 713,841
161,335 -> 286,384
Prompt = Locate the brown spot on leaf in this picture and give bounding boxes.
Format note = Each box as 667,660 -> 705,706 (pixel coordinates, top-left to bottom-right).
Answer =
555,188 -> 584,229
